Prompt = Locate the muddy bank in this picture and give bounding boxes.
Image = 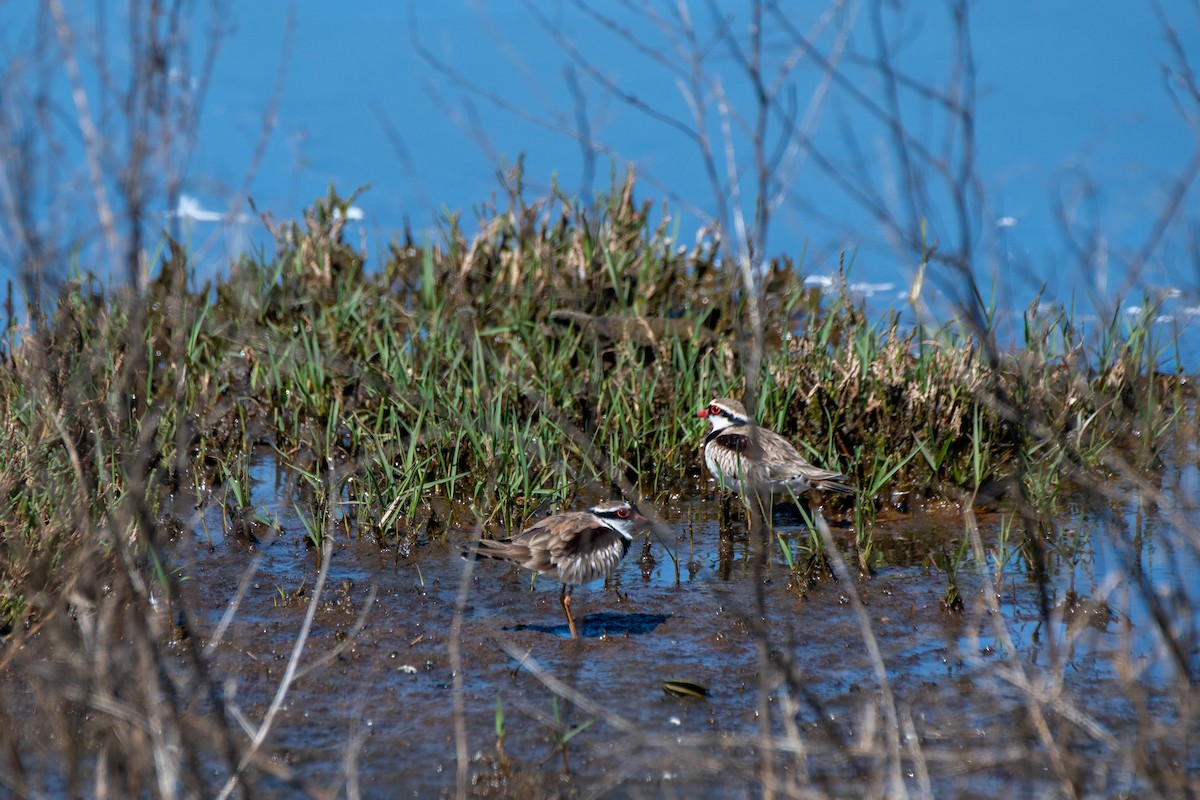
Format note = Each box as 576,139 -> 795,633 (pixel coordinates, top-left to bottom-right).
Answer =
160,459 -> 1198,797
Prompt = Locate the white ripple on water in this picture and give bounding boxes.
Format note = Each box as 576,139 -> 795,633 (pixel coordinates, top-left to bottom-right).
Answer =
802,273 -> 896,298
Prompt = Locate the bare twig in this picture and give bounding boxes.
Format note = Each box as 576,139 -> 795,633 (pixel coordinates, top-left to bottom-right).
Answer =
815,511 -> 909,799
218,534 -> 334,799
48,0 -> 120,270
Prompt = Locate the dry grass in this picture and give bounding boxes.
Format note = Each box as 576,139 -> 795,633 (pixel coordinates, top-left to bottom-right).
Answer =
0,179 -> 1192,797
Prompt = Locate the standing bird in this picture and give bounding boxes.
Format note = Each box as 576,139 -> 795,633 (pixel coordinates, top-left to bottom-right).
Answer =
463,500 -> 649,639
698,397 -> 855,498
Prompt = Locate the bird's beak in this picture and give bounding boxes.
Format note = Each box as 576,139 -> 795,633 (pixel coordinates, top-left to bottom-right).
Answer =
697,409 -> 709,418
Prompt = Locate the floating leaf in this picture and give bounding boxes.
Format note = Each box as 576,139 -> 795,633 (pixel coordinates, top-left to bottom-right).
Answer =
663,679 -> 709,698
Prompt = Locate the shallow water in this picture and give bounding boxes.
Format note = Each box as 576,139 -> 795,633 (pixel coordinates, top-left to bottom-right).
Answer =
166,455 -> 1199,797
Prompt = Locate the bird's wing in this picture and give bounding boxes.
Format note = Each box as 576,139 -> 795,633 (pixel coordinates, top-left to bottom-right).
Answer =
744,428 -> 842,481
525,513 -> 629,585
767,454 -> 853,493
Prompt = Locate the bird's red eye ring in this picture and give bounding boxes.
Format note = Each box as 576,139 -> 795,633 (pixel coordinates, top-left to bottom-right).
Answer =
617,508 -> 630,519
709,404 -> 721,416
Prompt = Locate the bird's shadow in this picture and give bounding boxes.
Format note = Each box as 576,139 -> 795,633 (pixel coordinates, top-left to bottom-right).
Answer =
506,612 -> 670,639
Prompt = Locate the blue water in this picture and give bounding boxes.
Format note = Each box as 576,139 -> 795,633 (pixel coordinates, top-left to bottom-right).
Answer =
1,2 -> 1198,357
232,450 -> 1200,686
169,451 -> 1199,795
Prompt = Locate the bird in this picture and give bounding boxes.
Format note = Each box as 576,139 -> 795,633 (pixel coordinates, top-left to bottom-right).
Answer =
462,500 -> 649,639
698,397 -> 855,498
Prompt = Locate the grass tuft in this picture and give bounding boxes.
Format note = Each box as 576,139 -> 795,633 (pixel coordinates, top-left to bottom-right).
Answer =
0,178 -> 1188,631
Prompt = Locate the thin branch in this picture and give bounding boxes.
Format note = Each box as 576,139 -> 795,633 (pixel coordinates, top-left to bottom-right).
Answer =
815,511 -> 909,799
218,534 -> 334,799
48,0 -> 120,268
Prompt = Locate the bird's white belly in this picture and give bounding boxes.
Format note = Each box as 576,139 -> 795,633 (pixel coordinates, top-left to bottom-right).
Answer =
705,444 -> 748,490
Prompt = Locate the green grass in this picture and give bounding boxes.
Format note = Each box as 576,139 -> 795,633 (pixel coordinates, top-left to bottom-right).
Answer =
0,176 -> 1189,631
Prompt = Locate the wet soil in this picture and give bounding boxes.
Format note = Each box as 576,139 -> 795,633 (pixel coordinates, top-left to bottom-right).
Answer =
159,459 -> 1199,798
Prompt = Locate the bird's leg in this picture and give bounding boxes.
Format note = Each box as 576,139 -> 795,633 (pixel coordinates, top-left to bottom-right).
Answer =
749,488 -> 772,533
636,535 -> 655,586
561,584 -> 579,639
718,490 -> 734,533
